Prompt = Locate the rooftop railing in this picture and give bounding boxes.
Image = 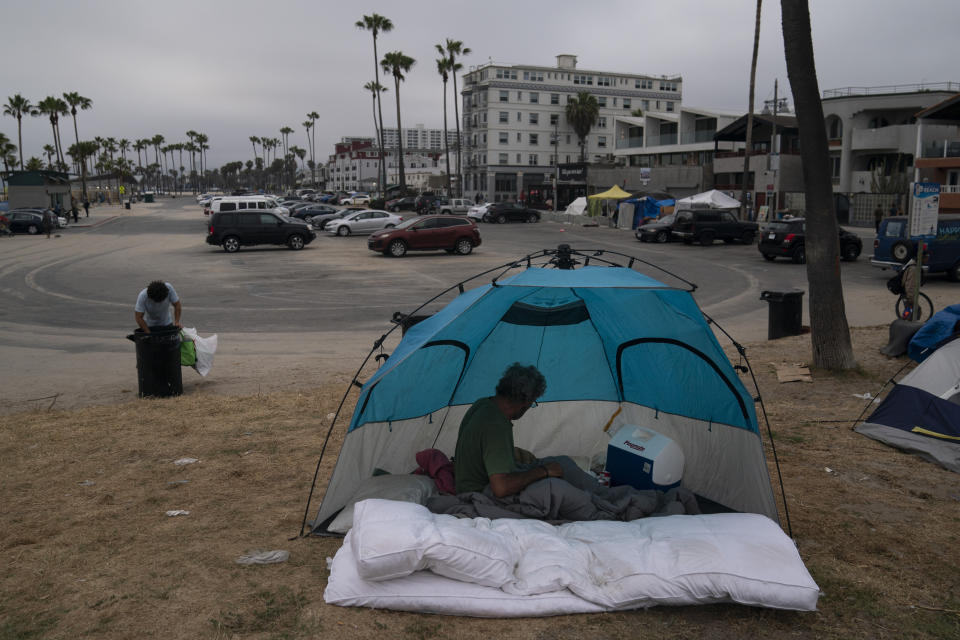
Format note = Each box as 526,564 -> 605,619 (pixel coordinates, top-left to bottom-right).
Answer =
823,82 -> 960,98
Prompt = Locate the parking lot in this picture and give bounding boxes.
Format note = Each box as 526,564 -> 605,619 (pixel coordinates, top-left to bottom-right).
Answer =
0,196 -> 955,411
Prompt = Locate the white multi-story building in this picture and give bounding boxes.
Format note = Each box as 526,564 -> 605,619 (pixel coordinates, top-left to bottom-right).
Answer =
382,125 -> 460,153
461,54 -> 682,203
324,137 -> 453,193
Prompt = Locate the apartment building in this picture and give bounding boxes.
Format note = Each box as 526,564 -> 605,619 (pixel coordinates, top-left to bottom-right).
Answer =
381,124 -> 461,153
325,137 -> 453,193
461,54 -> 682,204
914,92 -> 960,212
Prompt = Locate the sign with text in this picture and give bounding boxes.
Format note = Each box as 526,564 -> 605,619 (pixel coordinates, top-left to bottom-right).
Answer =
910,182 -> 940,238
757,205 -> 770,223
558,163 -> 587,182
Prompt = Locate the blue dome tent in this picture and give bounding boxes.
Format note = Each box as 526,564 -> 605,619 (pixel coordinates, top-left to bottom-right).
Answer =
303,247 -> 787,535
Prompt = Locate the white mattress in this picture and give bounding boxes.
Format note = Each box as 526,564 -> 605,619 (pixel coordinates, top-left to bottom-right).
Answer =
324,499 -> 820,617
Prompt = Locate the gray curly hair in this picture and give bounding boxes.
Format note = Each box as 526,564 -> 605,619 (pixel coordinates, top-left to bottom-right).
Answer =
495,363 -> 546,404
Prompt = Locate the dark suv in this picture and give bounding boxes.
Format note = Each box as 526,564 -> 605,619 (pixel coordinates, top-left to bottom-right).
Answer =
673,209 -> 757,246
759,217 -> 862,264
206,210 -> 316,253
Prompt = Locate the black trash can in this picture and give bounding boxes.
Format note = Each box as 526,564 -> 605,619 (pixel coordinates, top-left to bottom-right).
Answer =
125,200 -> 131,210
132,327 -> 183,398
760,290 -> 805,340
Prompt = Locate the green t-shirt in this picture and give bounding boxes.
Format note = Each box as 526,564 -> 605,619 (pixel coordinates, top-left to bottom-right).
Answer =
454,397 -> 517,493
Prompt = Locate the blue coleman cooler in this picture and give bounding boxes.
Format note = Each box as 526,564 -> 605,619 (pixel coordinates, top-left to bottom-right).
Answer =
605,424 -> 685,491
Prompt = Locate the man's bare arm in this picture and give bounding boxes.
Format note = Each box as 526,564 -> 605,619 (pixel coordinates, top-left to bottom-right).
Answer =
488,461 -> 563,498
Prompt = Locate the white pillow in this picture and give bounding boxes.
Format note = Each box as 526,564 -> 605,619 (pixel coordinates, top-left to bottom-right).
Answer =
350,499 -> 518,588
327,474 -> 438,534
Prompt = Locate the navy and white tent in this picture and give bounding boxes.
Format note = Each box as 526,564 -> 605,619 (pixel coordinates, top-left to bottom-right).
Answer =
310,264 -> 779,531
856,336 -> 960,473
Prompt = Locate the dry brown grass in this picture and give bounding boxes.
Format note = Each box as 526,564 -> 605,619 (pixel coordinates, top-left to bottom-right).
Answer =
1,328 -> 959,639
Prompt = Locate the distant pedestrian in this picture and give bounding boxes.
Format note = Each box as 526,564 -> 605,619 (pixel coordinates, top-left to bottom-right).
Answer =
475,192 -> 482,205
874,206 -> 883,232
889,203 -> 898,218
42,209 -> 54,238
71,203 -> 79,223
82,199 -> 90,217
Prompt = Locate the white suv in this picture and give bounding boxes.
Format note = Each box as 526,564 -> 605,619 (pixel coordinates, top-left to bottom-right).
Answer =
438,198 -> 471,215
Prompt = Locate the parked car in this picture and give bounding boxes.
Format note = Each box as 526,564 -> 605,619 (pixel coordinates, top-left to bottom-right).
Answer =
326,209 -> 403,236
485,202 -> 541,224
308,210 -> 349,230
6,210 -> 45,234
635,213 -> 678,243
10,208 -> 66,229
436,198 -> 472,215
288,205 -> 337,223
758,218 -> 862,264
673,209 -> 758,246
871,214 -> 960,281
385,196 -> 416,212
368,215 -> 482,257
340,193 -> 371,205
467,202 -> 492,222
205,210 -> 315,252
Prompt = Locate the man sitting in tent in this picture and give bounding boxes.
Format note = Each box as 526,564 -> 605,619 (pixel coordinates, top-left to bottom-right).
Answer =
436,363 -> 699,522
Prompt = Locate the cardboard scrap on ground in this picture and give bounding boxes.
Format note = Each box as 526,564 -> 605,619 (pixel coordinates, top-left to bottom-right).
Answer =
771,362 -> 813,383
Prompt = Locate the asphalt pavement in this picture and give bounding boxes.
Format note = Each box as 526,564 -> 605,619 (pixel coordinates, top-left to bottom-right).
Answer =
0,196 -> 954,412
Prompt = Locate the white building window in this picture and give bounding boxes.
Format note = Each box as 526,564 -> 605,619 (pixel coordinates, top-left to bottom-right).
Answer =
597,76 -> 611,87
529,133 -> 539,145
499,111 -> 508,123
551,93 -> 559,105
529,92 -> 539,104
597,97 -> 607,107
499,91 -> 509,102
528,154 -> 538,165
598,117 -> 607,128
598,136 -> 607,148
517,132 -> 522,141
550,113 -> 559,126
516,153 -> 521,163
666,102 -> 674,112
623,98 -> 631,110
499,153 -> 508,164
529,113 -> 539,125
499,132 -> 508,144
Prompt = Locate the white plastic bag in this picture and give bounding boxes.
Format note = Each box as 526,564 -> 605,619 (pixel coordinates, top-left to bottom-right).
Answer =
180,327 -> 218,376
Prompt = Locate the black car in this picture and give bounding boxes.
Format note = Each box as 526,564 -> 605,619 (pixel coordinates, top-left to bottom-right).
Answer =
309,210 -> 349,230
206,210 -> 316,253
6,210 -> 45,234
386,196 -> 416,212
636,213 -> 678,243
485,202 -> 541,224
288,205 -> 336,223
758,218 -> 862,264
673,209 -> 758,246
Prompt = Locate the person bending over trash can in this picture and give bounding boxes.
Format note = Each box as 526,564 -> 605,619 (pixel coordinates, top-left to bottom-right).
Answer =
134,280 -> 182,333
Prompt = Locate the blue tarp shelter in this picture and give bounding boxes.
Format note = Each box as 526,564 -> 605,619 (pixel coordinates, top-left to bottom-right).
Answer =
312,265 -> 779,530
623,197 -> 676,229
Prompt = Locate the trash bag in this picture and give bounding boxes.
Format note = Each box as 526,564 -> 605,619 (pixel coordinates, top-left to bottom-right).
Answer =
179,332 -> 197,367
180,327 -> 218,376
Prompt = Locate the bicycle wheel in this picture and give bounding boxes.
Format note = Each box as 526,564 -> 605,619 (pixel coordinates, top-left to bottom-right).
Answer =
895,292 -> 934,321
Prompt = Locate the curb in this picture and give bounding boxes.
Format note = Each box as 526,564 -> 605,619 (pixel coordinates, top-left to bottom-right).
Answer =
69,216 -> 120,229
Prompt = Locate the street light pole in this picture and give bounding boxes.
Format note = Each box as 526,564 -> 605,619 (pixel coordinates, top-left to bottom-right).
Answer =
553,120 -> 559,212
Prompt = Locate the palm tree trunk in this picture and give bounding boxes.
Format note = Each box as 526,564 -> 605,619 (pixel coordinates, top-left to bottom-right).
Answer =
781,0 -> 854,369
740,0 -> 762,220
17,116 -> 24,168
394,77 -> 405,191
374,38 -> 387,197
452,70 -> 462,197
442,77 -> 451,195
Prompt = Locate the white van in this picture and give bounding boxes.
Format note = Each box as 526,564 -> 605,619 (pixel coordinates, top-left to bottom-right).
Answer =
205,195 -> 287,216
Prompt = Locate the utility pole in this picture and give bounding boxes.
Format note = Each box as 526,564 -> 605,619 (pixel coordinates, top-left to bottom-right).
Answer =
552,119 -> 559,212
770,79 -> 780,214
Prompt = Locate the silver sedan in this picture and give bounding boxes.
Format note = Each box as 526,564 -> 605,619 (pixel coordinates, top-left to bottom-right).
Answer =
326,209 -> 404,236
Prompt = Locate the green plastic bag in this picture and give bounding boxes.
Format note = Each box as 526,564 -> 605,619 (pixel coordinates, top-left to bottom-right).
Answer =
180,332 -> 196,367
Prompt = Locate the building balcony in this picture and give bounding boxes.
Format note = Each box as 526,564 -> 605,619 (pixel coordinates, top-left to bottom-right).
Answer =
616,136 -> 645,150
921,139 -> 960,159
850,124 -> 915,152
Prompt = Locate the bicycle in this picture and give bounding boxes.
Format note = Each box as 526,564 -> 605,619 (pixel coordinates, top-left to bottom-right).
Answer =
888,260 -> 933,321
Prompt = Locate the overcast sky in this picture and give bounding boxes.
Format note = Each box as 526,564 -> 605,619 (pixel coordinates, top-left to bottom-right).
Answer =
2,0 -> 958,169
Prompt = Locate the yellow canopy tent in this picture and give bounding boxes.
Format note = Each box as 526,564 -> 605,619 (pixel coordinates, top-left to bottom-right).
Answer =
586,185 -> 632,218
587,185 -> 632,200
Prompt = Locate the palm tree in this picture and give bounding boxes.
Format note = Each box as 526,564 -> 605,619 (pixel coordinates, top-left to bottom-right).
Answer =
151,135 -> 164,192
565,92 -> 600,162
781,0 -> 854,370
4,94 -> 34,168
63,92 -> 92,148
67,140 -> 98,200
437,39 -> 470,196
43,144 -> 56,168
196,133 -> 209,191
740,0 -> 763,217
434,57 -> 452,195
307,111 -> 319,184
356,13 -> 393,197
0,132 -> 16,174
291,145 -> 307,177
280,126 -> 294,190
362,81 -> 387,191
25,156 -> 44,171
34,97 -> 65,169
381,50 -> 415,193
